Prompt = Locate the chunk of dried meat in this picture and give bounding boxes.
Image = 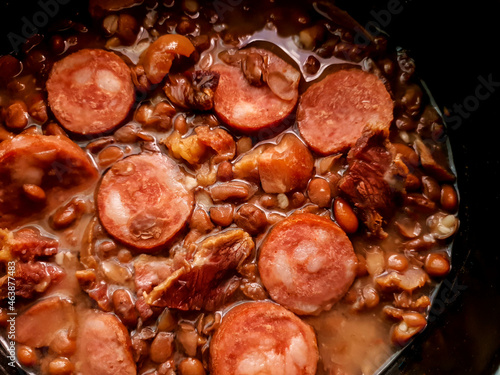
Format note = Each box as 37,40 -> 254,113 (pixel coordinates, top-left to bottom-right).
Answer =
145,229 -> 254,310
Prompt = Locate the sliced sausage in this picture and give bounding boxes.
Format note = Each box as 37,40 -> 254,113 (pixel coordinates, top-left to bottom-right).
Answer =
210,301 -> 318,375
297,69 -> 393,155
258,133 -> 314,194
75,310 -> 136,375
16,296 -> 76,348
212,48 -> 300,133
97,153 -> 194,252
0,134 -> 98,228
258,213 -> 357,315
47,49 -> 135,135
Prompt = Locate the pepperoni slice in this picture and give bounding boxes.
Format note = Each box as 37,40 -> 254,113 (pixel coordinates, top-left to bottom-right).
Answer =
210,301 -> 319,375
97,153 -> 194,252
47,49 -> 135,135
297,69 -> 393,155
0,134 -> 98,228
212,48 -> 300,133
75,311 -> 136,375
258,213 -> 357,315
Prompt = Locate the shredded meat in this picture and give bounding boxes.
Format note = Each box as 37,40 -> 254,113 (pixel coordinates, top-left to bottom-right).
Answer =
1,227 -> 59,262
339,131 -> 409,237
0,261 -> 65,299
145,229 -> 254,311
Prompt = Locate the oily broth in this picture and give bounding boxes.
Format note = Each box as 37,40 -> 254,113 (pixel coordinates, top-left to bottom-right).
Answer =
0,1 -> 459,374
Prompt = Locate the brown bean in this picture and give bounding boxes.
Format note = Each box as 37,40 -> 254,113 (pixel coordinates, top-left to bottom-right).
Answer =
112,289 -> 138,327
114,124 -> 138,143
355,253 -> 368,277
387,254 -> 409,272
236,136 -> 252,155
333,197 -> 358,234
362,285 -> 380,309
50,198 -> 86,230
17,345 -> 37,367
178,358 -> 206,375
22,184 -> 46,203
391,312 -> 426,346
150,332 -> 175,363
210,181 -> 251,202
86,137 -> 115,153
0,55 -> 22,83
216,161 -> 233,182
48,357 -> 74,375
307,177 -> 331,208
421,176 -> 440,201
209,204 -> 234,227
190,208 -> 214,233
49,330 -> 76,356
5,100 -> 28,129
174,114 -> 189,135
424,253 -> 450,278
157,309 -> 177,332
28,96 -> 48,124
290,191 -> 306,208
117,14 -> 139,45
440,184 -> 458,212
234,204 -> 267,235
303,55 -> 320,75
45,122 -> 67,137
98,146 -> 124,167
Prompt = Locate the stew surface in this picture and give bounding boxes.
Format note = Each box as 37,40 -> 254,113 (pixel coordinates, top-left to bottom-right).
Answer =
0,0 -> 459,374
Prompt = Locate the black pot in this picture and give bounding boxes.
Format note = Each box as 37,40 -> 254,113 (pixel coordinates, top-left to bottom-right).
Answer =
0,0 -> 499,374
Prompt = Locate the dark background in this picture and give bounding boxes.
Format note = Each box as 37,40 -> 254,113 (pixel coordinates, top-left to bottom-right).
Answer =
1,0 -> 500,374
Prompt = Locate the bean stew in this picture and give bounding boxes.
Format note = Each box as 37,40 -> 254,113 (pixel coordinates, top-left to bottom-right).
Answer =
0,0 -> 459,374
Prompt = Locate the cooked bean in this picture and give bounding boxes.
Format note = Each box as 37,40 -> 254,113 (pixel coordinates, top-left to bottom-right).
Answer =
190,208 -> 214,233
259,194 -> 278,209
421,176 -> 441,201
394,217 -> 421,238
178,358 -> 205,375
356,253 -> 368,277
333,197 -> 359,234
116,14 -> 139,45
303,55 -> 320,75
98,146 -> 124,167
298,24 -> 325,50
177,324 -> 199,357
5,100 -> 28,129
216,161 -> 233,182
362,285 -> 380,309
150,332 -> 174,363
0,55 -> 22,83
28,96 -> 48,124
391,312 -> 426,346
236,136 -> 252,155
290,191 -> 306,208
48,357 -> 74,375
114,124 -> 139,143
182,0 -> 200,14
210,181 -> 252,201
22,184 -> 46,203
117,249 -> 133,263
158,360 -> 176,375
176,17 -> 197,35
157,309 -> 177,332
424,253 -> 450,277
387,254 -> 409,272
49,330 -> 77,356
242,53 -> 265,86
400,84 -> 423,117
17,345 -> 37,367
50,198 -> 86,230
440,184 -> 458,212
174,114 -> 189,135
112,289 -> 138,327
307,177 -> 331,208
234,204 -> 267,235
86,137 -> 115,153
209,204 -> 234,227
45,122 -> 67,137
427,212 -> 458,240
